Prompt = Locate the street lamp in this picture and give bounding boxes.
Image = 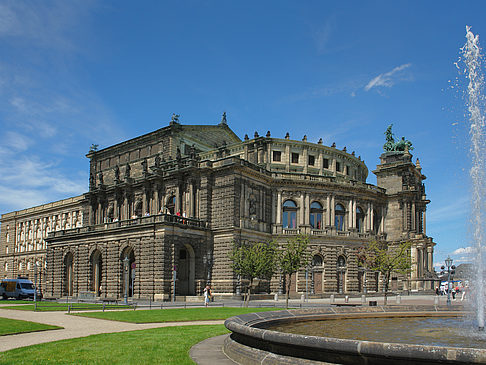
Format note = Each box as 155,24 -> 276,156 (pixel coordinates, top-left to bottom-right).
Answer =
440,257 -> 455,307
123,256 -> 129,305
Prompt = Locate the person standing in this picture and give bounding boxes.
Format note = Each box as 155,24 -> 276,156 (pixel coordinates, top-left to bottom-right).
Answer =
203,285 -> 211,307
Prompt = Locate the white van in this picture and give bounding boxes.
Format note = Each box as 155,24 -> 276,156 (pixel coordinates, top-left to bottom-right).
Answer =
0,278 -> 40,300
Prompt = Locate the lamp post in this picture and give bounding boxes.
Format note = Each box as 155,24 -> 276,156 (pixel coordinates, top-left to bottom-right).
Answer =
123,256 -> 129,305
440,257 -> 455,307
34,262 -> 38,303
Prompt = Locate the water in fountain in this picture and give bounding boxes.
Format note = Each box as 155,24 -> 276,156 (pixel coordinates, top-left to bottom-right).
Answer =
461,26 -> 486,330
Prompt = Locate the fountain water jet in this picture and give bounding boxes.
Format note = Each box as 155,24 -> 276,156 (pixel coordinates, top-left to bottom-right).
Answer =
461,25 -> 486,332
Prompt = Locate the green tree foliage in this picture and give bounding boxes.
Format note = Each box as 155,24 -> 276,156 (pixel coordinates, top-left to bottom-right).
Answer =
278,235 -> 310,308
359,240 -> 412,305
230,241 -> 277,306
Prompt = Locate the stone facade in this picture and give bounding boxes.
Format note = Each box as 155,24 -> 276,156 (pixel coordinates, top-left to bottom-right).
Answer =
0,119 -> 436,299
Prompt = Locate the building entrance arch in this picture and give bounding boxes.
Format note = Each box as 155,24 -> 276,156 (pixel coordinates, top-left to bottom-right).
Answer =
120,248 -> 135,297
90,249 -> 102,296
64,252 -> 74,296
177,244 -> 195,295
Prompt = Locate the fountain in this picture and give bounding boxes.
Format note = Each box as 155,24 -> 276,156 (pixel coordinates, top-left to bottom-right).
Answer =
461,25 -> 486,332
222,27 -> 486,365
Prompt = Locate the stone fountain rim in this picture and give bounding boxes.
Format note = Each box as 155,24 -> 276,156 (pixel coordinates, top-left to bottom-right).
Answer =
224,305 -> 485,365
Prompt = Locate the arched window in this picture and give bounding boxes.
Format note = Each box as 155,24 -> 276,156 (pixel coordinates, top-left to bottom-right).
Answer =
373,209 -> 380,234
90,250 -> 102,296
335,204 -> 345,231
310,202 -> 323,229
356,206 -> 365,232
312,255 -> 323,267
167,196 -> 176,215
337,255 -> 346,269
282,200 -> 297,229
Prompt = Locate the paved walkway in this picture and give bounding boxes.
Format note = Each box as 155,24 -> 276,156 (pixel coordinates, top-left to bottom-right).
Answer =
0,308 -> 224,352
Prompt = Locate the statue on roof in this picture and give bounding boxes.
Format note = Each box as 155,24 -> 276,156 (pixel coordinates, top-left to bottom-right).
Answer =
170,113 -> 180,125
383,124 -> 413,152
220,112 -> 227,125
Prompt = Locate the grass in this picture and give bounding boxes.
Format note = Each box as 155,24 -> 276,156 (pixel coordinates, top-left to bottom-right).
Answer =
3,302 -> 131,312
0,325 -> 228,364
0,300 -> 38,305
0,317 -> 61,336
72,306 -> 282,323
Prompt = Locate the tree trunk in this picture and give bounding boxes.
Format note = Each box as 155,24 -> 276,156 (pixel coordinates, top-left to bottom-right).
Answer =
246,278 -> 253,307
383,273 -> 390,306
286,274 -> 292,309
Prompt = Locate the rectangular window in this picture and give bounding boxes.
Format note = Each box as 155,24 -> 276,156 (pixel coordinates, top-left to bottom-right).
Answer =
308,155 -> 315,166
346,166 -> 350,176
323,158 -> 329,169
292,152 -> 299,164
336,161 -> 341,172
273,151 -> 282,162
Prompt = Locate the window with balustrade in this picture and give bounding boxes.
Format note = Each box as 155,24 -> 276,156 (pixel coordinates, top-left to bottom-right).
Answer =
335,203 -> 345,231
310,201 -> 323,229
357,206 -> 365,232
282,200 -> 298,229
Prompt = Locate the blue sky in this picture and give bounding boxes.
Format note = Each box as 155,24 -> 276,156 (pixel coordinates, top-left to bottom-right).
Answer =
0,0 -> 484,268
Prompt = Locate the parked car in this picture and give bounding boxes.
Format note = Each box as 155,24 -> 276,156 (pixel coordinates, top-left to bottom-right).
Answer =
0,278 -> 41,300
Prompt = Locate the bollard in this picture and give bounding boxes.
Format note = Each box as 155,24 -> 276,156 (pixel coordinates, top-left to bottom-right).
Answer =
434,296 -> 439,306
274,293 -> 279,301
361,294 -> 366,304
301,294 -> 305,303
330,294 -> 335,304
68,304 -> 71,313
396,294 -> 401,304
345,295 -> 349,303
103,303 -> 106,312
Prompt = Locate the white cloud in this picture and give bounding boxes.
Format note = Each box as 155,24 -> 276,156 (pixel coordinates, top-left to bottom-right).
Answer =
364,63 -> 412,92
452,246 -> 475,255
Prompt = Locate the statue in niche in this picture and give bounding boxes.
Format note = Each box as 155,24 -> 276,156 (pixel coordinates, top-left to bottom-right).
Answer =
189,144 -> 197,159
114,165 -> 120,181
125,163 -> 131,179
249,194 -> 257,216
176,147 -> 182,161
155,154 -> 161,168
89,173 -> 95,188
98,171 -> 104,185
141,158 -> 148,173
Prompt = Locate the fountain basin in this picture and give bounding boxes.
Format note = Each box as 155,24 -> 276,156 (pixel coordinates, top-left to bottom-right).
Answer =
224,306 -> 486,364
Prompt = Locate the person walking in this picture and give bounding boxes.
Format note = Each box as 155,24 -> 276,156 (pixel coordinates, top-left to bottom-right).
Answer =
203,285 -> 211,307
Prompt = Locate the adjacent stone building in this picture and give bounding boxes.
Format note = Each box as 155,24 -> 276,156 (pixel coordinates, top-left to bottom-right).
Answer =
0,116 -> 436,299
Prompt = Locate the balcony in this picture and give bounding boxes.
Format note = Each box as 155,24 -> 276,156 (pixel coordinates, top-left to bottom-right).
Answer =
48,213 -> 208,238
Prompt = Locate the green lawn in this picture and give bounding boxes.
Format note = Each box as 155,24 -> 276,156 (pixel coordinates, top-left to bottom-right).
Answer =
73,306 -> 282,323
0,325 -> 228,365
0,317 -> 61,336
0,300 -> 38,305
3,302 -> 130,312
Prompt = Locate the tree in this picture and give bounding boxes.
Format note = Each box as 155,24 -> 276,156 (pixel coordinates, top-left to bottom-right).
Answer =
278,235 -> 310,308
359,240 -> 412,305
230,241 -> 277,307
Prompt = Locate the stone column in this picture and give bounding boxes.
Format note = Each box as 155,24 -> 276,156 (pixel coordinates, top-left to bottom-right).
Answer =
330,195 -> 336,227
276,191 -> 282,224
326,195 -> 331,226
423,209 -> 426,234
189,182 -> 194,217
299,193 -> 305,226
348,200 -> 353,229
411,246 -> 418,279
304,193 -> 310,225
427,246 -> 433,272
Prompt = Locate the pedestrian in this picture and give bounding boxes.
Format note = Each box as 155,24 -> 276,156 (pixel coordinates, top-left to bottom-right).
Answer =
461,285 -> 468,301
452,287 -> 456,300
435,286 -> 439,296
203,285 -> 211,307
